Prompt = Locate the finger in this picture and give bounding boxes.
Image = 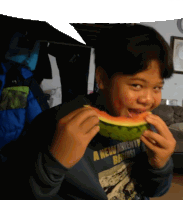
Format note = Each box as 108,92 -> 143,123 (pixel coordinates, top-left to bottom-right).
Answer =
84,124 -> 100,139
141,135 -> 160,151
145,137 -> 156,145
141,134 -> 157,146
68,107 -> 99,128
59,106 -> 98,125
145,114 -> 173,140
141,130 -> 168,149
80,115 -> 100,134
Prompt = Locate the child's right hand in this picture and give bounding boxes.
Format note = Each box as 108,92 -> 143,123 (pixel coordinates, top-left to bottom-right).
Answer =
50,107 -> 100,168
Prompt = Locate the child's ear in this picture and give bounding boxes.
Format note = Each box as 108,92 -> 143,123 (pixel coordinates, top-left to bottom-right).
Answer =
95,66 -> 107,90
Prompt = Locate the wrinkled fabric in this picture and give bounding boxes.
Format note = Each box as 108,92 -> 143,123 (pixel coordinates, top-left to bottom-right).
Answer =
5,32 -> 40,71
0,60 -> 49,151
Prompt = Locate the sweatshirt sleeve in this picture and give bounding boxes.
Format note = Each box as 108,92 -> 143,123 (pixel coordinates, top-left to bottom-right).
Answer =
29,149 -> 71,199
131,124 -> 174,198
27,95 -> 92,199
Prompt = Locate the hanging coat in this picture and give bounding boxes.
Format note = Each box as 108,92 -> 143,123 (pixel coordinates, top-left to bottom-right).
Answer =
0,59 -> 49,161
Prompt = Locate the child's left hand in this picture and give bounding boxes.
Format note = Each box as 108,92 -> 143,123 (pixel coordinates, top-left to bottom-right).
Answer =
140,113 -> 176,169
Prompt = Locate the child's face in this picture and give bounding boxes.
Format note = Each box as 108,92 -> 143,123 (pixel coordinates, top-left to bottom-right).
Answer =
96,60 -> 164,117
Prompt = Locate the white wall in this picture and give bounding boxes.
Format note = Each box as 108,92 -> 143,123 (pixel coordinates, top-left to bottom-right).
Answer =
87,48 -> 95,94
141,20 -> 183,106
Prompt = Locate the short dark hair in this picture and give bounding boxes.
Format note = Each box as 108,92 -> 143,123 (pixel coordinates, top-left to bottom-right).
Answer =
94,23 -> 174,80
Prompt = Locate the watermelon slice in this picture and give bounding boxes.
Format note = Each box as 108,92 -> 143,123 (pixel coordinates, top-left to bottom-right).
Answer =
84,105 -> 151,141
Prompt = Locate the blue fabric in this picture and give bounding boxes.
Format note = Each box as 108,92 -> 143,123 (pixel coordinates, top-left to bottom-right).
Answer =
0,63 -> 6,97
0,61 -> 47,150
5,32 -> 40,71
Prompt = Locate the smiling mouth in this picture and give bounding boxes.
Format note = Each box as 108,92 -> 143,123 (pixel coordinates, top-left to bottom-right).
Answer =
127,109 -> 146,118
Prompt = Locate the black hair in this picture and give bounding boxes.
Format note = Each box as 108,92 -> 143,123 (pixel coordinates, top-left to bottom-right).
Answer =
94,23 -> 174,80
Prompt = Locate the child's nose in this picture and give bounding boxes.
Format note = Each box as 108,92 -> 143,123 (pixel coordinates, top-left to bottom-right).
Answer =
138,92 -> 154,105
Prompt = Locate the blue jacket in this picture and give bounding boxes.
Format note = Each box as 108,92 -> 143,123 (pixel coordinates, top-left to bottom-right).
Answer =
0,60 -> 49,161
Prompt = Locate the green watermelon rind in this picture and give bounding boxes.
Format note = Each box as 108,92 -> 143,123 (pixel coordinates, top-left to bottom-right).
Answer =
99,121 -> 150,142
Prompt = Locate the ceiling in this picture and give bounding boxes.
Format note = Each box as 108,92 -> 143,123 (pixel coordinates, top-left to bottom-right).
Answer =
70,23 -> 116,48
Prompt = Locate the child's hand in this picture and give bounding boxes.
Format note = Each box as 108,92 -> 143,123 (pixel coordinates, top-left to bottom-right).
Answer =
140,114 -> 176,169
50,107 -> 100,168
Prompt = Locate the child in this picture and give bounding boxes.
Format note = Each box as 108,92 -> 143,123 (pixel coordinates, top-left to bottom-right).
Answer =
4,23 -> 176,200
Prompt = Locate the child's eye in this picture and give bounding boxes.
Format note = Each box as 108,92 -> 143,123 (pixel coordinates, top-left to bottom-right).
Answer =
154,87 -> 163,90
131,84 -> 163,91
131,84 -> 142,89
159,87 -> 163,90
